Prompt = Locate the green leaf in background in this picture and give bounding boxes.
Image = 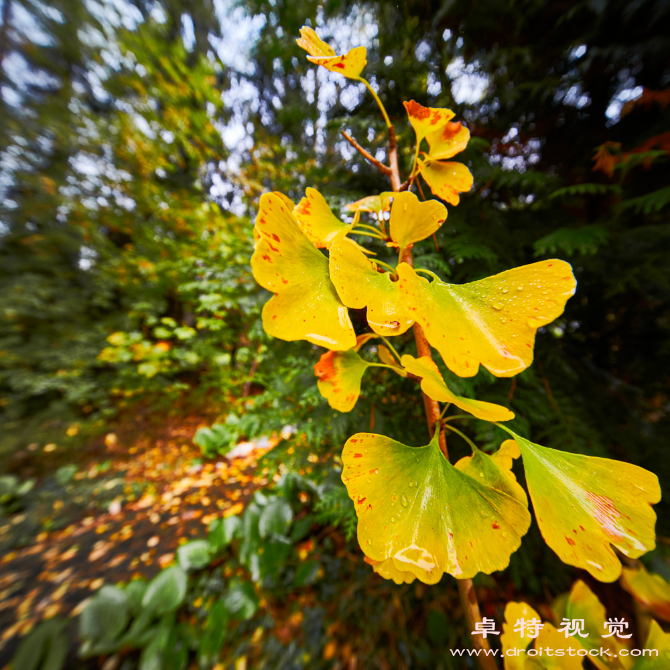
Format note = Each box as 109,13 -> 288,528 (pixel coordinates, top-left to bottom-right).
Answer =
142,566 -> 187,614
294,560 -> 320,586
79,585 -> 129,645
10,618 -> 68,670
223,582 -> 259,620
258,498 -> 293,539
208,515 -> 241,552
177,540 -> 211,571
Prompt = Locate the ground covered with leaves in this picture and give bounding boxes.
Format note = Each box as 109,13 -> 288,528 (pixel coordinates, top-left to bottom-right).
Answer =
0,417 -> 272,666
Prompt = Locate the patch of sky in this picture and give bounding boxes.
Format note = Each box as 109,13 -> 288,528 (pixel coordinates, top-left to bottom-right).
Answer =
446,58 -> 488,105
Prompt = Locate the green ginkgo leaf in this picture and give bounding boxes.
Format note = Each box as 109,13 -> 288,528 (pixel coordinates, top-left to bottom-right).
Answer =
400,354 -> 514,422
330,236 -> 414,336
455,439 -> 527,505
397,259 -> 577,377
341,428 -> 530,583
506,430 -> 661,582
252,192 -> 356,351
632,621 -> 670,669
388,191 -> 447,249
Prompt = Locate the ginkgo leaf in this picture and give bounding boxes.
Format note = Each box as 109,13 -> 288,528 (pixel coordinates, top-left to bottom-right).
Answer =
403,100 -> 455,142
425,122 -> 471,161
365,556 -> 415,584
455,440 -> 527,505
531,624 -> 585,669
296,26 -> 335,57
566,580 -> 631,670
633,620 -> 670,669
501,602 -> 542,670
293,188 -> 352,248
347,192 -> 394,215
418,159 -> 474,205
507,430 -> 661,582
621,564 -> 670,622
377,345 -> 406,377
388,191 -> 448,249
314,336 -> 372,412
341,428 -> 531,583
330,237 -> 414,336
307,47 -> 368,78
396,260 -> 577,377
251,192 -> 356,351
401,354 -> 515,421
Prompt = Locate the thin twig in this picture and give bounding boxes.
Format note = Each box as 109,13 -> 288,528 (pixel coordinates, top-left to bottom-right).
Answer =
341,131 -> 392,175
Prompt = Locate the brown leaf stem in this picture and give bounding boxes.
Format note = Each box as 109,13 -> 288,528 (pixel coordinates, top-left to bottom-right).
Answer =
341,131 -> 392,176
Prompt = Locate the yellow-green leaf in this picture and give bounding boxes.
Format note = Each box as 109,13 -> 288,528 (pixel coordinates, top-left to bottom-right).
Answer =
296,27 -> 335,57
403,100 -> 455,142
621,564 -> 670,623
330,237 -> 414,336
418,159 -> 474,205
565,580 -> 632,670
365,556 -> 415,584
508,430 -> 661,582
347,193 -> 393,215
501,602 -> 541,670
632,620 -> 670,669
426,122 -> 471,161
314,347 -> 370,413
377,345 -> 406,376
293,188 -> 352,248
388,191 -> 448,249
455,440 -> 527,505
400,354 -> 514,421
531,624 -> 585,669
341,428 -> 530,583
397,260 -> 577,377
251,192 -> 356,350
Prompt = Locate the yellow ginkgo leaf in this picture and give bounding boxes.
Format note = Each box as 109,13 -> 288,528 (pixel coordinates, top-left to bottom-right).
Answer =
507,430 -> 661,582
295,26 -> 335,57
293,188 -> 352,248
635,620 -> 670,669
377,345 -> 407,377
388,191 -> 448,249
501,602 -> 542,670
365,556 -> 415,584
329,237 -> 414,336
347,192 -> 394,216
566,580 -> 632,670
341,427 -> 530,583
314,347 -> 370,413
621,564 -> 670,623
531,624 -> 585,669
396,260 -> 577,377
425,121 -> 471,161
418,158 -> 474,205
403,100 -> 455,142
455,440 -> 527,505
252,192 -> 356,351
400,354 -> 514,421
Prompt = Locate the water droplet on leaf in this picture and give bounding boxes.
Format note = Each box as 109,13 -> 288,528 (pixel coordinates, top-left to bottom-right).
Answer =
401,494 -> 409,507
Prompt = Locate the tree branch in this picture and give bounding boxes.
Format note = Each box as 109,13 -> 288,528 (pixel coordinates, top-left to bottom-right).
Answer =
341,131 -> 392,176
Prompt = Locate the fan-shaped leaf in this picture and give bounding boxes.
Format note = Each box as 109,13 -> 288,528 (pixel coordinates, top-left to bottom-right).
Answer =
401,354 -> 514,421
341,428 -> 530,583
621,564 -> 670,623
297,28 -> 367,79
501,601 -> 542,670
347,193 -> 393,214
403,100 -> 455,142
418,159 -> 474,205
314,348 -> 370,412
365,556 -> 415,584
425,122 -> 470,161
388,191 -> 448,249
632,620 -> 670,669
295,26 -> 335,57
330,237 -> 413,336
252,192 -> 356,351
397,259 -> 577,377
507,430 -> 661,582
293,188 -> 352,248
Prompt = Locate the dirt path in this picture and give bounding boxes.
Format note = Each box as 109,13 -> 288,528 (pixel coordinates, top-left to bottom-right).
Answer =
0,418 -> 271,666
